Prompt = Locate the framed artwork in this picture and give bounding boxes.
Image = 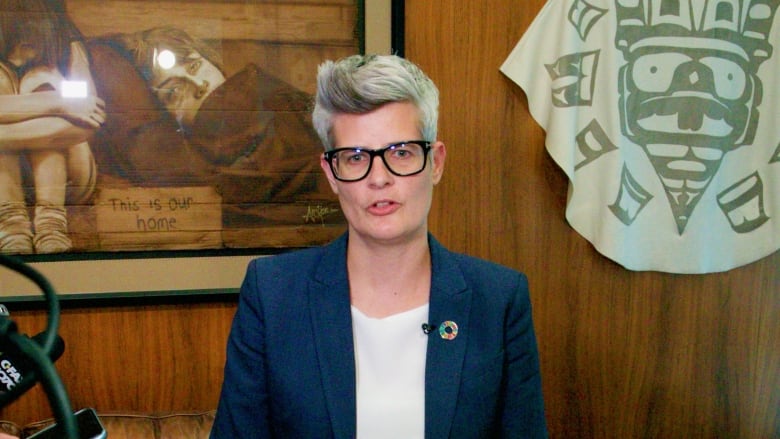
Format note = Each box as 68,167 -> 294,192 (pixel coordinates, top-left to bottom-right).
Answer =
0,0 -> 400,301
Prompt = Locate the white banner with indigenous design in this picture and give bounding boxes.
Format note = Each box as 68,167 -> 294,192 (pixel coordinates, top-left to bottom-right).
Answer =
501,0 -> 780,273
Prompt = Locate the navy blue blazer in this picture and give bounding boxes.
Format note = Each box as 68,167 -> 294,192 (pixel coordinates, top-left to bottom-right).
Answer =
211,234 -> 547,438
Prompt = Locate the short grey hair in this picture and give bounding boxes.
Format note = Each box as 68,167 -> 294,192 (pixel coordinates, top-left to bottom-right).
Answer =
312,54 -> 439,150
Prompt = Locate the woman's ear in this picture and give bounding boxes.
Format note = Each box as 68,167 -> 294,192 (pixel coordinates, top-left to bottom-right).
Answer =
320,153 -> 340,194
431,141 -> 446,185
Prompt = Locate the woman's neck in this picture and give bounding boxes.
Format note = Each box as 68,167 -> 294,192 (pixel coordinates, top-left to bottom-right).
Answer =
347,234 -> 432,318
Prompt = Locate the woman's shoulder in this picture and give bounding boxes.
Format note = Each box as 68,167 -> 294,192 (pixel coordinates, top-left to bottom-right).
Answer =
454,252 -> 528,289
248,245 -> 326,272
246,236 -> 346,281
432,237 -> 527,283
431,239 -> 531,310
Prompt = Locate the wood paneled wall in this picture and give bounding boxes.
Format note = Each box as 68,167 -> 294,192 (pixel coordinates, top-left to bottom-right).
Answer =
1,1 -> 779,438
406,1 -> 780,438
0,300 -> 237,425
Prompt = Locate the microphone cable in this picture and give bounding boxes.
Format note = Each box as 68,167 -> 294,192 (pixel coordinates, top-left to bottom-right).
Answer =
0,254 -> 60,355
0,253 -> 78,439
4,331 -> 77,438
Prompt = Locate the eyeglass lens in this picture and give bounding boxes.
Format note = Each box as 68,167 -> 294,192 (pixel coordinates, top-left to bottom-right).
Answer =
330,142 -> 428,181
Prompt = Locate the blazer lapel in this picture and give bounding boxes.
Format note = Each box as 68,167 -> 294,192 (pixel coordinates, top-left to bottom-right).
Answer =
309,235 -> 357,439
306,235 -> 472,439
424,237 -> 472,439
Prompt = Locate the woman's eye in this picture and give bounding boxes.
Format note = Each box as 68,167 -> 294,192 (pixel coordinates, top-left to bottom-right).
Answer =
346,152 -> 366,163
157,85 -> 181,104
158,89 -> 173,103
392,150 -> 409,159
187,59 -> 202,75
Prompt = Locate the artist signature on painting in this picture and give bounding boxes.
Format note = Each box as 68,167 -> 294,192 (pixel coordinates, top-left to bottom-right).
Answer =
303,205 -> 340,225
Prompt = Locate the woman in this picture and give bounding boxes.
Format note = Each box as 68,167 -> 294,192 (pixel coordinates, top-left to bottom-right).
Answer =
0,0 -> 103,254
211,54 -> 547,438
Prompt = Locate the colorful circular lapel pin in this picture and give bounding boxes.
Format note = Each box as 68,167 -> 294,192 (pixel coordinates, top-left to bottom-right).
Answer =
438,321 -> 458,340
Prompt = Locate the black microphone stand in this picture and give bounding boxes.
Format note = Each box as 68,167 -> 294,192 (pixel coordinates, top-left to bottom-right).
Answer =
0,253 -> 79,439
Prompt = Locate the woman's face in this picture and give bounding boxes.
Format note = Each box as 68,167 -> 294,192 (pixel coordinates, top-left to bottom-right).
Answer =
320,101 -> 446,246
151,50 -> 225,129
6,43 -> 37,68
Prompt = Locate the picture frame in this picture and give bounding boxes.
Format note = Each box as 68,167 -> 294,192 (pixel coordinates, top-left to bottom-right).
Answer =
0,0 -> 401,303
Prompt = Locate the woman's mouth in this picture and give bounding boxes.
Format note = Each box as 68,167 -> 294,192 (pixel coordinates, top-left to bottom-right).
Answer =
368,200 -> 399,215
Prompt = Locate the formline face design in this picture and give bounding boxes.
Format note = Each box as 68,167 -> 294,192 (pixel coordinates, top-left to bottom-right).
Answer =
502,0 -> 780,273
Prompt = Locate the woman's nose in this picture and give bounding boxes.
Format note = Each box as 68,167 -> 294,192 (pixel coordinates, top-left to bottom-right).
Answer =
366,155 -> 393,185
194,80 -> 210,99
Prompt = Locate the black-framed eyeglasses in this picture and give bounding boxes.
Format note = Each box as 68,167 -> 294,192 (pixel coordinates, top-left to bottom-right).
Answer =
323,140 -> 432,182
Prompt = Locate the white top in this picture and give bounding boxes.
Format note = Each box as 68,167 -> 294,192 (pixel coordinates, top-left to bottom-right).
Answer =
351,304 -> 429,439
